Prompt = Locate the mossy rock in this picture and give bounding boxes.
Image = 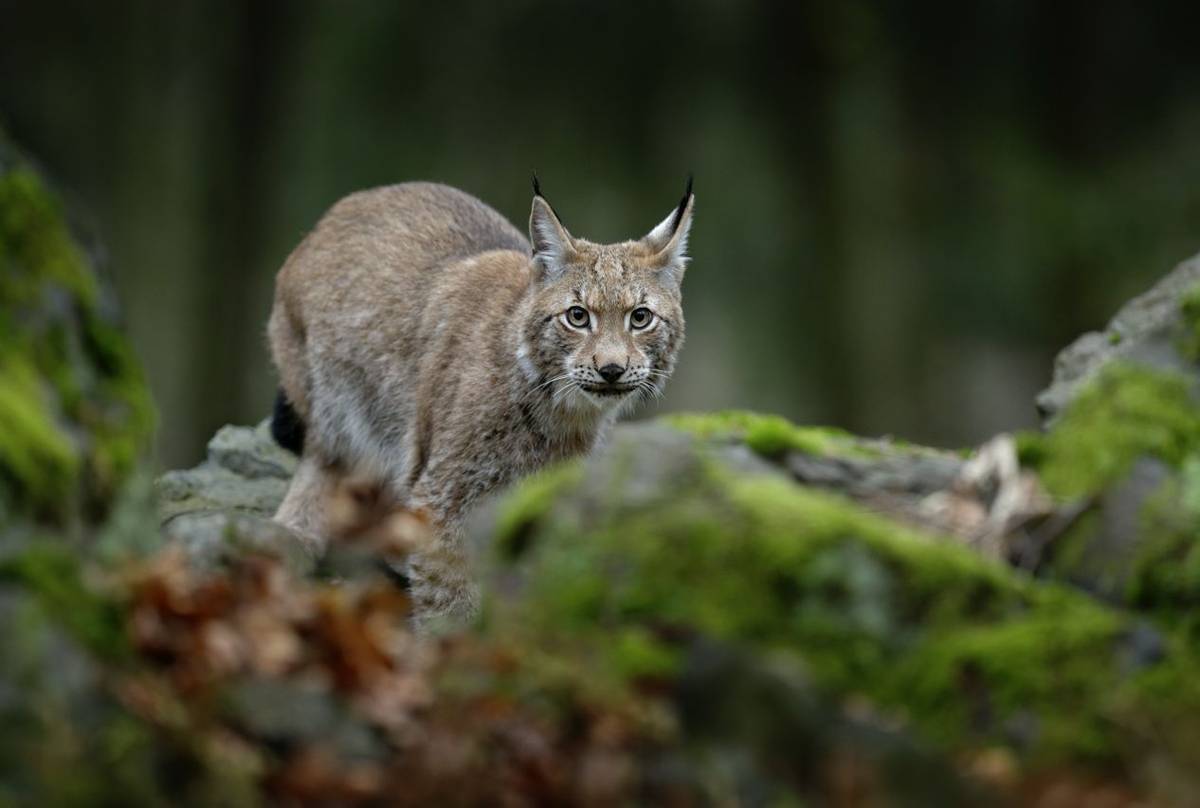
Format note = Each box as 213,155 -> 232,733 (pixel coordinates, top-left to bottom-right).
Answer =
1019,256 -> 1200,623
665,410 -> 875,458
1021,364 -> 1200,500
664,409 -> 952,462
1036,251 -> 1200,422
477,420 -> 1200,798
1018,363 -> 1200,625
663,411 -> 966,531
0,133 -> 154,523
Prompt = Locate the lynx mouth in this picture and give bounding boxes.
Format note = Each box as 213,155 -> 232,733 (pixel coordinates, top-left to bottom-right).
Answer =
579,383 -> 635,397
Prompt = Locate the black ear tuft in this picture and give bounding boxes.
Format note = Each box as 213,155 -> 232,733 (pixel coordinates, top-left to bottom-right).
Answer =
669,173 -> 694,235
530,172 -> 568,229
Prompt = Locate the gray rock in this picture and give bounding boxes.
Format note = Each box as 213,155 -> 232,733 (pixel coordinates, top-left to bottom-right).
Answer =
1036,251 -> 1200,422
1043,457 -> 1172,601
155,419 -> 308,567
669,638 -> 979,805
462,419 -> 1017,568
207,421 -> 298,480
226,677 -> 386,760
156,419 -> 296,520
591,421 -> 788,506
157,465 -> 290,521
785,448 -> 963,498
162,510 -> 316,573
155,415 -> 1012,580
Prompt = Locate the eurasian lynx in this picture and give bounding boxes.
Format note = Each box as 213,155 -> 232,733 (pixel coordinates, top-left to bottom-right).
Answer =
267,178 -> 693,626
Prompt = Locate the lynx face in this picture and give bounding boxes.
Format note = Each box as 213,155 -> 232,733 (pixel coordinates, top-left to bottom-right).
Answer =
519,183 -> 693,414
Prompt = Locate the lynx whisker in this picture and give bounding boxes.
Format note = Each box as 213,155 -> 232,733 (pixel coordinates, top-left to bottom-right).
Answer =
635,379 -> 661,402
522,372 -> 574,402
551,380 -> 580,408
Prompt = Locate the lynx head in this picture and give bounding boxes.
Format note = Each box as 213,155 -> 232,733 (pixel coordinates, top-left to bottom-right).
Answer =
519,176 -> 693,414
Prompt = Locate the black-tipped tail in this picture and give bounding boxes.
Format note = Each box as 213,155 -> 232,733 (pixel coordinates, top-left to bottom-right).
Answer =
271,388 -> 305,454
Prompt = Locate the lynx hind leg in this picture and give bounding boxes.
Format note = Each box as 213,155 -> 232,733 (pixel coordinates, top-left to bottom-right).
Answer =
274,452 -> 341,554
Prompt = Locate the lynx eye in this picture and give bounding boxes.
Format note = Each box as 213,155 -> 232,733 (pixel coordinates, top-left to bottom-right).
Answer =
565,306 -> 590,329
629,307 -> 654,330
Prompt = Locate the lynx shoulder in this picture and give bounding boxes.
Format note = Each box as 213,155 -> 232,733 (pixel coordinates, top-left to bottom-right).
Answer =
267,178 -> 694,626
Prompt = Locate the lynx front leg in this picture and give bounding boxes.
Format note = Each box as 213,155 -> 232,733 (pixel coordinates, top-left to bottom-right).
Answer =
274,452 -> 341,553
404,518 -> 480,634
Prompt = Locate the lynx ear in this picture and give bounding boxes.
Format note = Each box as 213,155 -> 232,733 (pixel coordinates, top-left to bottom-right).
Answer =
642,175 -> 694,285
529,176 -> 576,281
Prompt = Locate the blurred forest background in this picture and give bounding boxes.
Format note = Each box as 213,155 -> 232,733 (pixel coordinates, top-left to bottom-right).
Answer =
2,0 -> 1199,469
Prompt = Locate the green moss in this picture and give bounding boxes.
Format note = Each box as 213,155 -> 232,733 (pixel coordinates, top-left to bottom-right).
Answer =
0,354 -> 80,513
1108,330 -> 1123,346
81,315 -> 156,499
1013,430 -> 1045,468
894,600 -> 1123,760
1021,364 -> 1200,622
1020,363 -> 1200,499
1122,456 -> 1200,627
1177,282 -> 1200,361
1110,654 -> 1200,790
0,138 -> 154,519
486,450 -> 1200,774
610,625 -> 680,680
0,167 -> 97,307
664,410 -> 876,458
0,544 -> 127,659
493,458 -> 584,556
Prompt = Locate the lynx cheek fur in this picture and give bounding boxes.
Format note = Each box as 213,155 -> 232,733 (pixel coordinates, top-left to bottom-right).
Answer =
267,178 -> 693,627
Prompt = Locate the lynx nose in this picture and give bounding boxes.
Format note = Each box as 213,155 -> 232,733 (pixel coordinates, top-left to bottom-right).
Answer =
598,363 -> 625,384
